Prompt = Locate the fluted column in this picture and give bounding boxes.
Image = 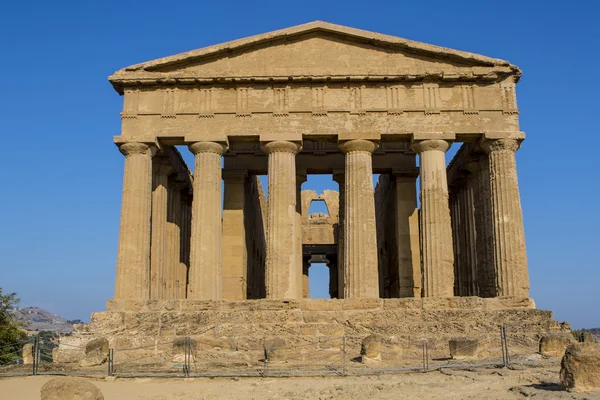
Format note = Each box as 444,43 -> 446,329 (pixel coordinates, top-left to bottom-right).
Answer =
394,172 -> 421,297
165,182 -> 184,299
411,139 -> 454,297
332,171 -> 345,298
339,139 -> 379,298
481,138 -> 529,297
302,255 -> 310,298
467,157 -> 496,297
222,170 -> 248,300
150,162 -> 173,299
262,141 -> 302,299
328,259 -> 339,299
179,191 -> 192,298
296,171 -> 307,299
187,141 -> 227,300
115,142 -> 155,299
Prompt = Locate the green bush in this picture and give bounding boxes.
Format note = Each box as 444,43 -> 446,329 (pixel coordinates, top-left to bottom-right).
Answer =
0,288 -> 28,364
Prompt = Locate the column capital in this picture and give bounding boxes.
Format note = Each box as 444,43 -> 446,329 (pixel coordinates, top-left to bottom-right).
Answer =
410,139 -> 451,154
480,138 -> 521,154
118,142 -> 156,157
188,141 -> 228,156
338,139 -> 378,154
261,140 -> 302,154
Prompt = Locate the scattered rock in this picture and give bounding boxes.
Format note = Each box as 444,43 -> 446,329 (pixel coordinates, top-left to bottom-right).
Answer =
539,334 -> 573,357
560,342 -> 600,392
40,377 -> 104,400
264,338 -> 287,362
22,343 -> 33,365
52,347 -> 60,363
361,334 -> 382,362
79,338 -> 109,367
449,338 -> 479,359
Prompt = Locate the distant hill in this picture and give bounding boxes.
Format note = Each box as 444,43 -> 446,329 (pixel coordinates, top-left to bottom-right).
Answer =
10,307 -> 79,334
582,328 -> 600,342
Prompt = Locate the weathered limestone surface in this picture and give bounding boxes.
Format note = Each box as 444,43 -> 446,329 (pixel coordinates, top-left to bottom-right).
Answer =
188,141 -> 227,300
411,139 -> 454,297
539,334 -> 574,357
115,142 -> 154,299
481,138 -> 529,297
58,298 -> 566,365
263,141 -> 302,299
339,139 -> 379,298
560,343 -> 600,392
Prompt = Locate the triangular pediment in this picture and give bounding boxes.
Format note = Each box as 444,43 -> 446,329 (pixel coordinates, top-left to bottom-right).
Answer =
109,21 -> 519,93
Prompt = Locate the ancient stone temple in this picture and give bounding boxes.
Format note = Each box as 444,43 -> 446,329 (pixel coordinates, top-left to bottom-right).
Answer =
59,22 -> 567,364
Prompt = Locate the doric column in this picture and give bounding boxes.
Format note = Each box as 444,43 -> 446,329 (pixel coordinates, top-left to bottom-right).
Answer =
466,157 -> 496,297
262,140 -> 302,299
115,142 -> 155,299
187,141 -> 227,300
150,161 -> 173,299
481,138 -> 529,297
222,170 -> 248,300
179,191 -> 192,298
339,139 -> 379,298
296,171 -> 307,299
332,171 -> 345,298
411,139 -> 454,297
302,255 -> 310,298
165,181 -> 185,299
328,259 -> 339,299
393,170 -> 421,298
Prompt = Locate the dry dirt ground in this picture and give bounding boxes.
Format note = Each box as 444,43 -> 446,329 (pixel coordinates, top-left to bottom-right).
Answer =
1,364 -> 599,400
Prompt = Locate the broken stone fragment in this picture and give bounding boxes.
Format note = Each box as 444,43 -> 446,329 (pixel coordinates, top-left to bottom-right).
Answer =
560,342 -> 600,392
449,337 -> 479,359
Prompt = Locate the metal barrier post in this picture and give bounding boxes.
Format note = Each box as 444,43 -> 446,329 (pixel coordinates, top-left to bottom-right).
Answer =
183,337 -> 190,377
263,342 -> 269,377
422,342 -> 427,372
502,325 -> 510,366
425,342 -> 429,371
341,334 -> 346,376
500,325 -> 507,367
107,349 -> 114,376
32,336 -> 38,376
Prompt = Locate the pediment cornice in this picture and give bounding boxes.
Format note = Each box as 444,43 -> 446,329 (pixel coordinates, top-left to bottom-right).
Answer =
109,21 -> 520,94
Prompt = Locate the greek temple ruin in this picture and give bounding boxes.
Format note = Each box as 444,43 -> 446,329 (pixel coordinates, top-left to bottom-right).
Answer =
109,21 -> 528,301
58,21 -> 566,365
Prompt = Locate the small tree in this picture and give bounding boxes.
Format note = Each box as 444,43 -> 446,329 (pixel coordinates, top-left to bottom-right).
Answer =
0,288 -> 27,364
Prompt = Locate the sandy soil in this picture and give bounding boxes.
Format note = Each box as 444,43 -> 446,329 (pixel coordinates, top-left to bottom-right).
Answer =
1,364 -> 598,400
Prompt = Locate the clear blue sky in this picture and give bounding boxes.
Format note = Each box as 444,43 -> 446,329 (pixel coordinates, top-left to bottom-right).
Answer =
0,0 -> 598,329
